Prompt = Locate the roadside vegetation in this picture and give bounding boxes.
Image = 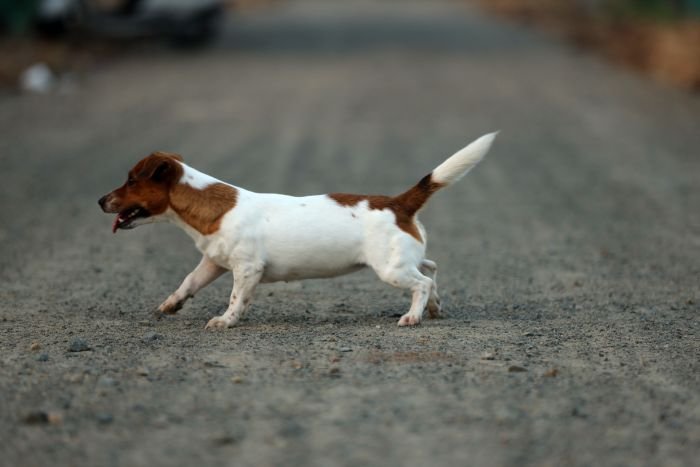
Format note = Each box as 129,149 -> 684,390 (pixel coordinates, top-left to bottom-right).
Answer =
476,0 -> 700,90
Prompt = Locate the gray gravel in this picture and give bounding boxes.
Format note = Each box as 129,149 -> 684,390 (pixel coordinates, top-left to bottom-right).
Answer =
1,1 -> 699,466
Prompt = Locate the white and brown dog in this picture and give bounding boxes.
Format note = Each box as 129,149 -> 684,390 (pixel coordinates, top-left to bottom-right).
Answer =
99,132 -> 496,329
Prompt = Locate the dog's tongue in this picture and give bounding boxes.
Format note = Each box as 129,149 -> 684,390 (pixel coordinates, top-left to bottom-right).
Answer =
112,214 -> 121,234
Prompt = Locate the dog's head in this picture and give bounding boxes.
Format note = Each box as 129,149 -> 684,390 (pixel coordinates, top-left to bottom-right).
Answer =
98,152 -> 184,233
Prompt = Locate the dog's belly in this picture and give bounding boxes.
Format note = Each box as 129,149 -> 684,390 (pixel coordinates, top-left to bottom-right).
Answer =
261,262 -> 365,283
259,230 -> 366,282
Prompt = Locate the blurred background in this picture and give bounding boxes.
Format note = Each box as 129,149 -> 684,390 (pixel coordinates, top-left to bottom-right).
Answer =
0,0 -> 700,92
1,0 -> 699,91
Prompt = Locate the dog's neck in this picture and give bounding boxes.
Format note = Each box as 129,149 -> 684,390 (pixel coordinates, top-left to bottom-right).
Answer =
179,163 -> 221,189
165,163 -> 239,240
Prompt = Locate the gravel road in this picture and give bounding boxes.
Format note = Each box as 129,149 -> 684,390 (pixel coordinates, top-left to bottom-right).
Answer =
1,1 -> 699,466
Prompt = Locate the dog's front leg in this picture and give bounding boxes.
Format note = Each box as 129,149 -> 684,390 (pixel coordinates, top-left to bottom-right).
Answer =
158,255 -> 227,314
205,263 -> 262,329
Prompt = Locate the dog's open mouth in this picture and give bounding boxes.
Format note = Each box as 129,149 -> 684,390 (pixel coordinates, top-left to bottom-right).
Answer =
113,206 -> 150,233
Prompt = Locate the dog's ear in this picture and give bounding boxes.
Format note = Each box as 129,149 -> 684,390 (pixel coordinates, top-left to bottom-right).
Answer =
153,151 -> 184,162
138,153 -> 182,184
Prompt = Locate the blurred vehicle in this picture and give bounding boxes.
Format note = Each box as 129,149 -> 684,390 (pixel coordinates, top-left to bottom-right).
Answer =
36,0 -> 224,43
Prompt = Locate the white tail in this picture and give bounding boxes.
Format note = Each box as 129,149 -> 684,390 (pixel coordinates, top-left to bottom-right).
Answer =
431,132 -> 497,186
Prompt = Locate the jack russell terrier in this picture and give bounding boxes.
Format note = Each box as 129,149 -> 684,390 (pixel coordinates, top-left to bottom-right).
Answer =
99,132 -> 496,329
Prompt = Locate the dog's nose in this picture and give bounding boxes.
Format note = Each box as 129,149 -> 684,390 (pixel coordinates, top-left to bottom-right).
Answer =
98,195 -> 108,210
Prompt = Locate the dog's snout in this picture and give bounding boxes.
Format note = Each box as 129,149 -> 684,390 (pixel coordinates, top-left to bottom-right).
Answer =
98,195 -> 109,211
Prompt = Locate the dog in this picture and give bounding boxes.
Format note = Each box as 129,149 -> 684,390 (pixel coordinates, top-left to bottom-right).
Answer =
99,132 -> 496,328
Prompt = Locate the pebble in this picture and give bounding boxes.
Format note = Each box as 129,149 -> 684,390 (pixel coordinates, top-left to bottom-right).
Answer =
97,376 -> 118,387
68,338 -> 90,352
23,411 -> 49,424
136,367 -> 150,377
64,373 -> 84,384
142,331 -> 163,342
543,368 -> 559,377
231,376 -> 244,384
96,413 -> 114,425
508,365 -> 527,373
339,347 -> 352,352
212,434 -> 237,446
30,342 -> 41,351
47,412 -> 63,425
36,353 -> 49,362
480,352 -> 496,360
23,411 -> 62,425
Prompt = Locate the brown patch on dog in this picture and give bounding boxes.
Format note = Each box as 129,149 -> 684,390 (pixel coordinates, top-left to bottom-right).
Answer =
170,182 -> 238,235
328,173 -> 444,242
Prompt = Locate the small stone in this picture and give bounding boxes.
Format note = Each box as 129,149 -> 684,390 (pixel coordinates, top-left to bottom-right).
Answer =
204,361 -> 226,368
212,434 -> 237,446
480,352 -> 496,360
543,368 -> 559,377
68,338 -> 90,352
64,373 -> 83,384
30,342 -> 41,351
508,365 -> 527,373
231,376 -> 244,384
96,413 -> 114,425
329,356 -> 341,363
329,367 -> 341,376
136,367 -> 150,377
97,376 -> 118,387
375,325 -> 381,329
142,331 -> 163,343
47,412 -> 63,425
23,411 -> 49,424
152,414 -> 170,428
36,353 -> 49,362
291,360 -> 302,370
339,347 -> 352,352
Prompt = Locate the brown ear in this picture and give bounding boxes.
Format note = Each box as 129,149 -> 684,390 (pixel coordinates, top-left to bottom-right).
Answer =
153,151 -> 184,162
138,154 -> 183,184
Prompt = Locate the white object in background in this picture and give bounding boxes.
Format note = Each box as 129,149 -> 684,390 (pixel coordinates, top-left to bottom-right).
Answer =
19,63 -> 56,93
38,0 -> 74,18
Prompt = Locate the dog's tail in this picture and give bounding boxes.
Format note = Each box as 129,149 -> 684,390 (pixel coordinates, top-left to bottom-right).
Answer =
394,132 -> 497,216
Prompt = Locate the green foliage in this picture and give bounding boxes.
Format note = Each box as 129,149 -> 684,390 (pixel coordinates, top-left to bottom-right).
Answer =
603,0 -> 700,20
0,0 -> 40,34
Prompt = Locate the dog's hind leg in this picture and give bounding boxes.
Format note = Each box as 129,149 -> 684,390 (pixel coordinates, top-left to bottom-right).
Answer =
374,266 -> 433,326
158,255 -> 227,314
205,263 -> 262,329
419,259 -> 442,319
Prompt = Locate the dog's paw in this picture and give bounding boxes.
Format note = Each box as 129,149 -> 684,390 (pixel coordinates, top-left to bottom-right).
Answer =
205,316 -> 233,330
398,314 -> 421,326
158,296 -> 184,315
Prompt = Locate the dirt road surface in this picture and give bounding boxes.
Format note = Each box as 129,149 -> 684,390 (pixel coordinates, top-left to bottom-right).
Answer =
1,1 -> 699,466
